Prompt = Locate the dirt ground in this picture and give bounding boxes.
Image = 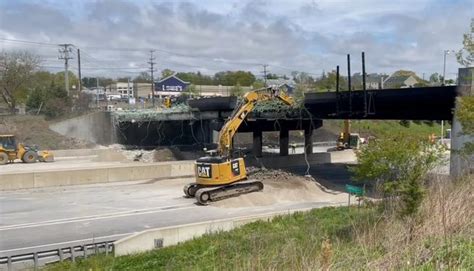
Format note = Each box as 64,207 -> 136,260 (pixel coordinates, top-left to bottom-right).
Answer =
0,115 -> 94,150
212,169 -> 347,208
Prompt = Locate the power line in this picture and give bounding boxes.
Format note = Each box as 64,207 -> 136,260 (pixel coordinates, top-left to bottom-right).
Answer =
2,37 -> 323,77
0,37 -> 59,47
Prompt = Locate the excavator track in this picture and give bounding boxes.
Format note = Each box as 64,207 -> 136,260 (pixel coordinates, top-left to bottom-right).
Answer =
194,180 -> 264,205
183,183 -> 204,198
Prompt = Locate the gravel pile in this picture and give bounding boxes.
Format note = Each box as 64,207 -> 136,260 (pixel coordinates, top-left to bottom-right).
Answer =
212,168 -> 347,208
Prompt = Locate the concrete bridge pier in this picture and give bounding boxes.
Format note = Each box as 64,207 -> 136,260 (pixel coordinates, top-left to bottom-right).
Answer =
279,127 -> 289,156
253,127 -> 263,157
450,67 -> 474,178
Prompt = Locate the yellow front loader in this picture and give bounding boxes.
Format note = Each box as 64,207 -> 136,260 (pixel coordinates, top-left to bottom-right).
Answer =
0,135 -> 54,165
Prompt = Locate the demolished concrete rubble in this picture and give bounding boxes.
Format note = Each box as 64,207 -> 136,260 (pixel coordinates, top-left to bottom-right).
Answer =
112,104 -> 192,122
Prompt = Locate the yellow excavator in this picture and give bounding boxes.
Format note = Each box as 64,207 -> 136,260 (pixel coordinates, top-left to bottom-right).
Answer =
183,87 -> 294,204
0,135 -> 54,165
163,97 -> 172,108
336,120 -> 361,150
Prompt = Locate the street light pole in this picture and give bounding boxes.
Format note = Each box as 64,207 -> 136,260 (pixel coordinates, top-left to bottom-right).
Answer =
441,49 -> 454,141
442,50 -> 454,85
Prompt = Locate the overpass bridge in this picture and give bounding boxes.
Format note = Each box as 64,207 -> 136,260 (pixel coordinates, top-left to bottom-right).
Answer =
111,85 -> 457,157
51,68 -> 471,176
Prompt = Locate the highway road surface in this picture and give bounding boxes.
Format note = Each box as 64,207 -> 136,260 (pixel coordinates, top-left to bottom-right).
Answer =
0,174 -> 348,258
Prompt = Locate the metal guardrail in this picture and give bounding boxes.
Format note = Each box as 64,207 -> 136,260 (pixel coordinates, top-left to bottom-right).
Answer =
0,241 -> 114,270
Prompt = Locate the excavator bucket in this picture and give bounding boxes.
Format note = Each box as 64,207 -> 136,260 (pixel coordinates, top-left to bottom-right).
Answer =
38,151 -> 54,162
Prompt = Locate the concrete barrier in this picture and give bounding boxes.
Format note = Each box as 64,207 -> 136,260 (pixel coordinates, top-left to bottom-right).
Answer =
0,161 -> 194,190
246,150 -> 355,168
114,206 -> 338,256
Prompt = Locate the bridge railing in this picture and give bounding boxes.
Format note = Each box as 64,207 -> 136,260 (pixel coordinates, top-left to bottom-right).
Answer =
0,241 -> 114,271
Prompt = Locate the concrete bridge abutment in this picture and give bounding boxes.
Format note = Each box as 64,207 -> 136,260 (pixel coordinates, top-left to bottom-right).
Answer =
450,67 -> 474,178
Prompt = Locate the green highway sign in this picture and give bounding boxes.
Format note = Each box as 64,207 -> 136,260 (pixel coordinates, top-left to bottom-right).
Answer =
345,184 -> 364,196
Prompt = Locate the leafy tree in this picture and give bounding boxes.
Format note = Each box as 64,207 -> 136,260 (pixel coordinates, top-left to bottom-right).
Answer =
455,18 -> 474,155
0,50 -> 40,114
265,73 -> 278,80
55,71 -> 79,91
293,72 -> 314,84
352,135 -> 444,217
456,18 -> 473,67
133,71 -> 152,83
214,71 -> 256,86
26,71 -> 73,117
456,96 -> 474,155
82,77 -> 114,88
230,83 -> 244,97
184,84 -> 199,96
161,69 -> 175,78
176,72 -> 214,85
252,80 -> 265,89
313,70 -> 347,92
429,73 -> 440,83
117,77 -> 131,83
293,83 -> 307,104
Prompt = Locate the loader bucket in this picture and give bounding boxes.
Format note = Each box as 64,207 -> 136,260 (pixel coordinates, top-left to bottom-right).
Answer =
39,151 -> 54,162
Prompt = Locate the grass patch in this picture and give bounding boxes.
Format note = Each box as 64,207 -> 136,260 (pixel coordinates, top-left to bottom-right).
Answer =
324,120 -> 447,138
46,207 -> 381,271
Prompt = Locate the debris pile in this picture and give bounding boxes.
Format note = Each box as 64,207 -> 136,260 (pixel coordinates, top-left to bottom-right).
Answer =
112,104 -> 191,122
104,145 -> 178,162
212,169 -> 347,208
252,100 -> 305,118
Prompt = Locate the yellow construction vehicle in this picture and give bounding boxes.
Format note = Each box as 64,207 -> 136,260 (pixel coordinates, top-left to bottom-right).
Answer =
163,97 -> 172,108
0,135 -> 54,165
336,120 -> 361,150
184,87 -> 294,204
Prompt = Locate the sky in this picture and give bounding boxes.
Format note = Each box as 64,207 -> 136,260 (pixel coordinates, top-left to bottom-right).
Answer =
0,0 -> 472,79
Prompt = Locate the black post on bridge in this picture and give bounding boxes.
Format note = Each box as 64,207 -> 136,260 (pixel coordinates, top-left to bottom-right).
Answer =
362,51 -> 367,116
336,65 -> 340,115
347,54 -> 352,115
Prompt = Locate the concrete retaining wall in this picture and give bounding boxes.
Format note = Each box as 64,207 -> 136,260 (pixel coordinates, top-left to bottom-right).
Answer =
0,161 -> 194,190
246,150 -> 356,168
50,112 -> 116,145
114,207 -> 322,256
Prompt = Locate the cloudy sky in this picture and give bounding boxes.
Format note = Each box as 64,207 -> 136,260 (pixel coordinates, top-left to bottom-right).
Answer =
0,0 -> 472,79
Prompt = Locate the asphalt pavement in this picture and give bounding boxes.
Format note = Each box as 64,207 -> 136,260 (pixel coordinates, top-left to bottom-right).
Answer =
0,175 -> 348,257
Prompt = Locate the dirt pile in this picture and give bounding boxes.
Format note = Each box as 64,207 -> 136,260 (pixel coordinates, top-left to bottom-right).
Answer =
0,115 -> 94,150
212,169 -> 347,208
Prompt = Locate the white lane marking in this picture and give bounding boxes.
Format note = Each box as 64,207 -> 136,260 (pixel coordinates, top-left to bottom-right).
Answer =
0,203 -> 195,231
0,233 -> 132,254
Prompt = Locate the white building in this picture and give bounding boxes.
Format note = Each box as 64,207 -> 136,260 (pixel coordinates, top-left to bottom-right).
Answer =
105,82 -> 134,98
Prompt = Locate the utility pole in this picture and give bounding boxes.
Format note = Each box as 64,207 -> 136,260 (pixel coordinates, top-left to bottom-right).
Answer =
262,64 -> 268,87
77,48 -> 82,92
96,77 -> 100,107
58,44 -> 73,96
148,50 -> 156,107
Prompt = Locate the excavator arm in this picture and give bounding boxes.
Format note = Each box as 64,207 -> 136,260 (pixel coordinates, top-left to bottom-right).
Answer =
217,87 -> 294,157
